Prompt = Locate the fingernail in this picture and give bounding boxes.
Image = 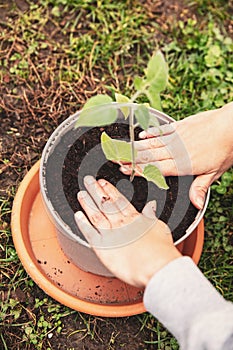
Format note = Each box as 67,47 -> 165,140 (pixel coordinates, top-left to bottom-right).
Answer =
98,179 -> 107,187
74,211 -> 83,220
139,131 -> 146,139
120,166 -> 129,172
77,190 -> 87,199
84,175 -> 95,185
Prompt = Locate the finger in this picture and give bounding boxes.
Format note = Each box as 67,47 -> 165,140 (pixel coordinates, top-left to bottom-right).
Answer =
84,176 -> 139,226
83,176 -> 127,223
77,190 -> 110,229
98,178 -> 138,217
84,175 -> 110,208
142,200 -> 157,219
84,176 -> 135,219
139,122 -> 176,139
134,137 -> 165,151
119,164 -> 145,176
120,159 -> 179,177
189,174 -> 213,209
74,211 -> 102,247
135,147 -> 171,163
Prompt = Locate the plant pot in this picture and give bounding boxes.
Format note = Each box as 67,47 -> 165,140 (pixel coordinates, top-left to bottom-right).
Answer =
40,103 -> 210,277
11,160 -> 205,317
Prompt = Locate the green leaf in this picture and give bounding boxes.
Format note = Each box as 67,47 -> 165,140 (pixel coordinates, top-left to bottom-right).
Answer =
83,95 -> 113,109
115,93 -> 130,119
51,6 -> 60,17
141,102 -> 161,128
204,45 -> 222,67
148,113 -> 160,128
133,76 -> 146,91
143,164 -> 168,189
221,171 -> 233,185
215,186 -> 227,195
75,95 -> 117,127
134,104 -> 150,130
145,50 -> 168,92
145,90 -> 162,111
101,132 -> 133,162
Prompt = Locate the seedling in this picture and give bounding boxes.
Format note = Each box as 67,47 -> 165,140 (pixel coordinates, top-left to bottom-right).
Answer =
75,50 -> 169,189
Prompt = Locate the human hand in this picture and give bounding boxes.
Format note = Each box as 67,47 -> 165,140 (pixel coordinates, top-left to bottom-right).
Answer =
75,175 -> 181,288
120,102 -> 233,209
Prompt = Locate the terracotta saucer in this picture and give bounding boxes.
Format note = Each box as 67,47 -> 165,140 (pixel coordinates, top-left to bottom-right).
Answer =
11,161 -> 204,317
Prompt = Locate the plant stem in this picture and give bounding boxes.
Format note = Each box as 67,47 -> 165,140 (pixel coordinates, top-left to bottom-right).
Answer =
129,107 -> 136,181
130,90 -> 142,103
129,85 -> 149,181
130,83 -> 149,103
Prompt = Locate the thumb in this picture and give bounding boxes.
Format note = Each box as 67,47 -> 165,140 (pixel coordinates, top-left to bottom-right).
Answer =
189,174 -> 213,209
142,200 -> 157,219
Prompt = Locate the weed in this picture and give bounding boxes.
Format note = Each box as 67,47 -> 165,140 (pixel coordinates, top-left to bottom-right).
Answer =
200,168 -> 233,299
137,314 -> 179,349
192,0 -> 231,20
162,18 -> 233,118
211,170 -> 233,195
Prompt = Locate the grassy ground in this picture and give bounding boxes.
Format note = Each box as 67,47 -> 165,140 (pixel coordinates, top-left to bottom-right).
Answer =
0,0 -> 233,349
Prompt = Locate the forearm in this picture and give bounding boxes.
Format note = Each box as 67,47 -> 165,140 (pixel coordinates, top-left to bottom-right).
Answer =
143,257 -> 233,350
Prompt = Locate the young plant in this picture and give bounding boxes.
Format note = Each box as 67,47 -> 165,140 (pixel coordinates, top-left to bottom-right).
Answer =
75,50 -> 169,189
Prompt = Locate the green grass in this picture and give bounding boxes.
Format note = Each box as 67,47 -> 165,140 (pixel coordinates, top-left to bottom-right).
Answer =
200,169 -> 233,299
162,17 -> 233,117
0,0 -> 233,349
1,0 -> 155,85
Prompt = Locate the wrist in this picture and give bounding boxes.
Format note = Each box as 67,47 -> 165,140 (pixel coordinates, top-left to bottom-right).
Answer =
140,246 -> 182,287
220,102 -> 233,129
219,102 -> 233,165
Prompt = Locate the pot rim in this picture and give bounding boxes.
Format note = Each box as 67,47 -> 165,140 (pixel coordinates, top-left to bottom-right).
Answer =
40,102 -> 210,248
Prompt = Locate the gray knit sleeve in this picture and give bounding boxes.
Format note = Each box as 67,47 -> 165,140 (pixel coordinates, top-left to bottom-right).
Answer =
143,256 -> 233,350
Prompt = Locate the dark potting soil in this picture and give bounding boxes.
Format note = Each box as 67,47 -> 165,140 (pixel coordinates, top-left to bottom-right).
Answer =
45,122 -> 198,244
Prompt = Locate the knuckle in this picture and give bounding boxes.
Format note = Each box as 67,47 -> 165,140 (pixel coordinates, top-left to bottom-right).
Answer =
101,195 -> 110,204
148,138 -> 157,147
141,151 -> 150,162
91,212 -> 103,224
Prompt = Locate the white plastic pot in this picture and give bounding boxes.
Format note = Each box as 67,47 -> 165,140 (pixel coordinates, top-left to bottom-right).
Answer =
40,103 -> 209,276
